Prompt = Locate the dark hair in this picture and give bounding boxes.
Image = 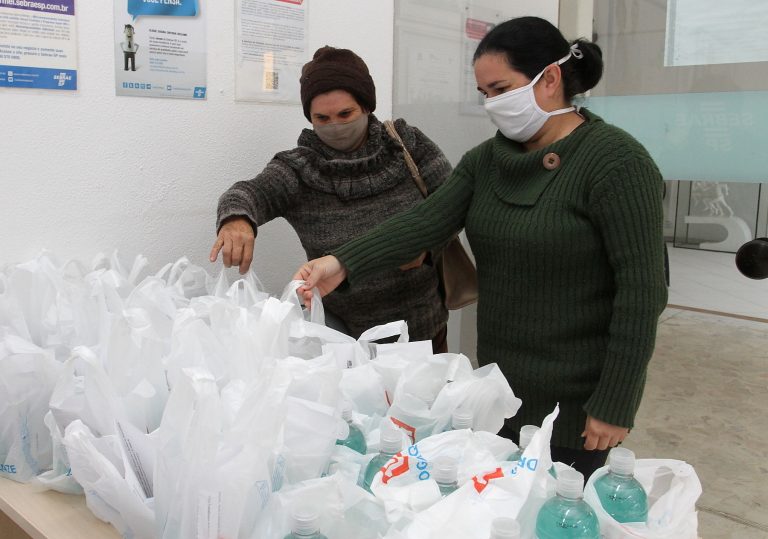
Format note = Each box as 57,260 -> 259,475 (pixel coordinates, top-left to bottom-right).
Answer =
473,16 -> 603,100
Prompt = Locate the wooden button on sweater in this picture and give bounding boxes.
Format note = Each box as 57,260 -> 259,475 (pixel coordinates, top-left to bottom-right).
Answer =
543,152 -> 560,170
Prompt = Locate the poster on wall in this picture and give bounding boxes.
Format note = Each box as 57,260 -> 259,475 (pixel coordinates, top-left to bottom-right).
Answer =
0,0 -> 77,91
460,9 -> 497,116
113,0 -> 206,99
235,0 -> 308,103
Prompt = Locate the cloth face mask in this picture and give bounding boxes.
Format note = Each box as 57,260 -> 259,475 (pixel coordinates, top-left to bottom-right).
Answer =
483,52 -> 574,143
314,113 -> 369,152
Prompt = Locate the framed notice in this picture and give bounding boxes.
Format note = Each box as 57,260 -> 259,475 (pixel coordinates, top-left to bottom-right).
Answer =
235,0 -> 309,103
0,0 -> 77,90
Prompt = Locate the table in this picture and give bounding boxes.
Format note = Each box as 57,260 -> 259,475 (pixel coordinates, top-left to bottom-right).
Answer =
0,477 -> 120,539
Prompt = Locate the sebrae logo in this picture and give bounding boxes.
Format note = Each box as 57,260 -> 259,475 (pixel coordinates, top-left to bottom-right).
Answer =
53,72 -> 72,87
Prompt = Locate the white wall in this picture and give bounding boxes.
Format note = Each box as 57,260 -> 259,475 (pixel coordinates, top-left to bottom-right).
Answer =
0,1 -> 394,295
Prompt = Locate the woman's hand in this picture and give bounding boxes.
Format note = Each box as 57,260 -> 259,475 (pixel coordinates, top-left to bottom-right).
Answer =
209,217 -> 255,274
582,416 -> 629,451
293,255 -> 347,307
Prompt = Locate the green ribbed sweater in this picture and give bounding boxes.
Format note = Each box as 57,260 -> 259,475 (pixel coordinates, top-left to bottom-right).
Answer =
334,110 -> 668,449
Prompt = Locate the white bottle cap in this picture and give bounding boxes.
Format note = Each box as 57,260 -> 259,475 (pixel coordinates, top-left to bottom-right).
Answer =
556,468 -> 585,499
336,419 -> 350,440
451,408 -> 473,429
608,447 -> 636,476
380,419 -> 403,454
431,455 -> 458,485
519,425 -> 539,450
291,506 -> 320,535
340,399 -> 353,422
490,517 -> 521,539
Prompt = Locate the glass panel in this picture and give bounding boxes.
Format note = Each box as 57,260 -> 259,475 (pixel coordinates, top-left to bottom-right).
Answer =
590,0 -> 768,252
673,181 -> 761,253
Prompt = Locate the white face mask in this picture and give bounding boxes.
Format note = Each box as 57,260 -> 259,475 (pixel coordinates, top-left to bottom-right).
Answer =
314,113 -> 369,152
483,52 -> 574,143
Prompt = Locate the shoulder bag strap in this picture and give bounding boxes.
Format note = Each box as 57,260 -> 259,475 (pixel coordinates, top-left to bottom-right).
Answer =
383,120 -> 428,199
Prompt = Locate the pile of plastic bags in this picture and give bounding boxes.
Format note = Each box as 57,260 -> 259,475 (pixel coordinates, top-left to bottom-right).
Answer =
0,252 -> 702,539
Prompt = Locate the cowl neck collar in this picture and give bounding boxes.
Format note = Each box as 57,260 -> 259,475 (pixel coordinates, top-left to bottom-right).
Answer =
490,109 -> 600,206
275,114 -> 413,200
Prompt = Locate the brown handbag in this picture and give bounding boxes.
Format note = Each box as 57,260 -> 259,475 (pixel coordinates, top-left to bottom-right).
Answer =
384,121 -> 479,309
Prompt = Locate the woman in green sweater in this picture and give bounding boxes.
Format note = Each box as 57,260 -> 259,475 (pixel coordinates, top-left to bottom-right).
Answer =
294,17 -> 668,478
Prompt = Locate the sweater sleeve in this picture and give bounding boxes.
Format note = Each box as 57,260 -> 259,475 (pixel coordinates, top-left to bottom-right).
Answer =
215,158 -> 300,233
583,156 -> 669,428
333,152 -> 476,284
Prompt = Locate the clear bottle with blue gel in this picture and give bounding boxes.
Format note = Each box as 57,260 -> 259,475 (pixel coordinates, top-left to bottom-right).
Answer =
362,420 -> 402,493
432,455 -> 459,496
489,517 -> 521,539
283,507 -> 328,539
594,447 -> 648,523
535,469 -> 600,539
507,424 -> 539,462
336,400 -> 367,455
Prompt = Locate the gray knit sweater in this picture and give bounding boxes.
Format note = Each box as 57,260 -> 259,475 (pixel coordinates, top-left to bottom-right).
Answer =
216,115 -> 451,339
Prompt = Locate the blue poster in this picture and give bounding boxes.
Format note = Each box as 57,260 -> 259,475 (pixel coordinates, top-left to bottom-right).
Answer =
0,0 -> 78,90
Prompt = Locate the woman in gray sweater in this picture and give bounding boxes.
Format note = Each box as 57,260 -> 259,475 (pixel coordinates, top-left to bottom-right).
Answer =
210,46 -> 452,350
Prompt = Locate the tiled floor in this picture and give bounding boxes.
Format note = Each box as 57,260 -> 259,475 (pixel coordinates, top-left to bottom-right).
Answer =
626,246 -> 768,538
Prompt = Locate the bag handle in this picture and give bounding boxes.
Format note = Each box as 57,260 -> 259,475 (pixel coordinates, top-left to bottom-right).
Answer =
384,120 -> 428,198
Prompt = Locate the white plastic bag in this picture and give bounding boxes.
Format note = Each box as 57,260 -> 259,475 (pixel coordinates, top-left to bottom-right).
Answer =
385,406 -> 559,539
584,459 -> 702,538
280,396 -> 347,484
211,268 -> 268,306
155,365 -> 294,539
101,307 -> 169,433
154,367 -> 222,539
161,256 -> 214,299
0,335 -> 61,482
369,429 -> 515,520
387,354 -> 474,443
165,307 -> 229,389
250,474 -> 390,539
279,353 -> 343,408
49,346 -> 126,439
339,363 -> 390,417
63,420 -> 155,539
430,362 -> 523,434
33,411 -> 83,494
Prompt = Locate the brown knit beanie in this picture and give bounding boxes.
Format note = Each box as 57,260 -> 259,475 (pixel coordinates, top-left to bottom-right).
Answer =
300,46 -> 376,121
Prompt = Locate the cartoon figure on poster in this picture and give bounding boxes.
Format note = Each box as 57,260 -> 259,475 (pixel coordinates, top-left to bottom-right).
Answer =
113,0 -> 206,99
121,24 -> 139,71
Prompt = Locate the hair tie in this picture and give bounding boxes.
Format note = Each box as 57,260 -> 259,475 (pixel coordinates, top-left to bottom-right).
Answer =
570,43 -> 584,59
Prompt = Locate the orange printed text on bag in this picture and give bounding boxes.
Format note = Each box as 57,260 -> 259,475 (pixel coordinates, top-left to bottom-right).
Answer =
384,121 -> 478,310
